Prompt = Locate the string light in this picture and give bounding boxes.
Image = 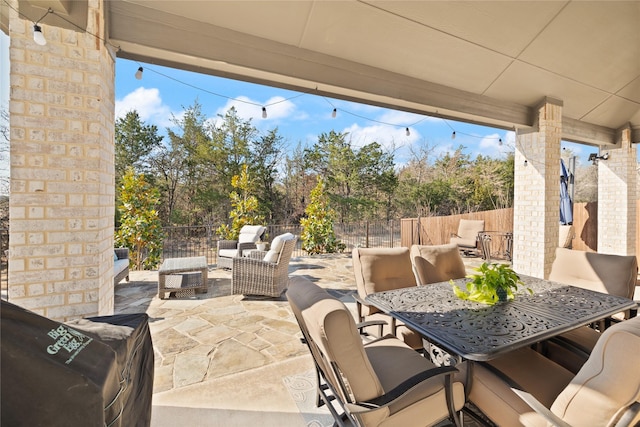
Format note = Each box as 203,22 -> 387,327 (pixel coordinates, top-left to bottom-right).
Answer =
498,138 -> 503,146
1,0 -> 520,149
32,24 -> 46,45
2,0 -> 121,51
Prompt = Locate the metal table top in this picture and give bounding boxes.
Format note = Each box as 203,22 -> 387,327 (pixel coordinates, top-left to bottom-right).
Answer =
365,276 -> 637,361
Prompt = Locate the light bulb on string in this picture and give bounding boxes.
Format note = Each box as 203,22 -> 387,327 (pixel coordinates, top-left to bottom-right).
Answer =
405,127 -> 410,136
498,138 -> 503,146
135,67 -> 143,80
332,108 -> 337,118
262,107 -> 267,119
33,25 -> 46,45
451,131 -> 456,140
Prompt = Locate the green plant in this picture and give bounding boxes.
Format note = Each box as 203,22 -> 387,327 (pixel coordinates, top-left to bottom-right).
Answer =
115,168 -> 165,270
217,164 -> 265,240
452,262 -> 531,305
300,177 -> 346,254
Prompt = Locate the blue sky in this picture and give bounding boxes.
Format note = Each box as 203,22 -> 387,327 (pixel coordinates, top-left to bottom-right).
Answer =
115,58 -> 591,168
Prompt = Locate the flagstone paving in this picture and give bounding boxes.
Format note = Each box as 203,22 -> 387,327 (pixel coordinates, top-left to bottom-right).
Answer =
115,252 -> 485,426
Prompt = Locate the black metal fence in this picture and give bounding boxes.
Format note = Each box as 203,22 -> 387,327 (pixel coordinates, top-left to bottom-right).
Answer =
0,221 -> 401,285
161,220 -> 401,265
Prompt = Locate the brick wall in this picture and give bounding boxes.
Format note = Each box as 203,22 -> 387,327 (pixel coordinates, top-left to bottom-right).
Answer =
7,0 -> 116,320
598,128 -> 637,255
512,100 -> 562,278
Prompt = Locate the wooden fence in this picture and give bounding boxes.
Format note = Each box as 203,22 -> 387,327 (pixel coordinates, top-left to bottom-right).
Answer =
401,201 -> 640,256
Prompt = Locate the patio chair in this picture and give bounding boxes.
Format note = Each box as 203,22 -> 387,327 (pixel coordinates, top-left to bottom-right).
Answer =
217,225 -> 266,269
559,224 -> 575,248
410,243 -> 467,286
286,276 -> 466,427
542,247 -> 638,373
466,315 -> 640,427
352,247 -> 423,350
231,233 -> 296,297
450,219 -> 484,257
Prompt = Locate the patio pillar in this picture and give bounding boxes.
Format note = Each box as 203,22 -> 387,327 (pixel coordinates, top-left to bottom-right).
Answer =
597,126 -> 637,255
512,98 -> 562,279
7,0 -> 116,320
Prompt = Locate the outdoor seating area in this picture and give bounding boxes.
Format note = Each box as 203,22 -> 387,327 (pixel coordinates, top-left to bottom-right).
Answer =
111,248 -> 640,427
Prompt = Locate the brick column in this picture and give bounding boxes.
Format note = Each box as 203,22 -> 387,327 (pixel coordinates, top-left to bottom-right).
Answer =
512,99 -> 562,279
597,126 -> 637,255
8,0 -> 116,320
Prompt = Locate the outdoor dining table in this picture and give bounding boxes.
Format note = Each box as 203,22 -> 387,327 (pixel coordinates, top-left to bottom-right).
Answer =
365,275 -> 637,363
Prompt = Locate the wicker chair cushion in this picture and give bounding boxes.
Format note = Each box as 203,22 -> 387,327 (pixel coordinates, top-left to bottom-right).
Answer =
238,225 -> 266,243
264,233 -> 295,263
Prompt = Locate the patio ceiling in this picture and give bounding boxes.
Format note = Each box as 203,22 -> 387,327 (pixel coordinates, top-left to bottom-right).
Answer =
14,1 -> 640,146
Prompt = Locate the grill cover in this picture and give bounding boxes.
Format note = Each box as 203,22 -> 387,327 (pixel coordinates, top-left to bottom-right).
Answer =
1,300 -> 154,426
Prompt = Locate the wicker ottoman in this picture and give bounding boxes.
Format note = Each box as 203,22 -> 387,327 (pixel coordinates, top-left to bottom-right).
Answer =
158,256 -> 208,299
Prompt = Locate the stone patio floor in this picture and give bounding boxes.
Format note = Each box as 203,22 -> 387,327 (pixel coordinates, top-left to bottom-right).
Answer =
114,253 -> 486,427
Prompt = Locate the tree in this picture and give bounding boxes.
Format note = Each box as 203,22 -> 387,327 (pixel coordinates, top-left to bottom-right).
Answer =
304,131 -> 397,221
115,168 -> 165,270
300,177 -> 345,254
115,111 -> 163,184
216,164 -> 265,240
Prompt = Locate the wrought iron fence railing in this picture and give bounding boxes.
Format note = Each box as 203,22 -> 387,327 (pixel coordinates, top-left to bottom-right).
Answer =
158,220 -> 400,266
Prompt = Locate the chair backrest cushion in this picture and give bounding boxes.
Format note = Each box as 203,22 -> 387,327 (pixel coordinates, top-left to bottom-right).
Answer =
458,219 -> 484,238
559,225 -> 574,248
548,248 -> 638,300
550,316 -> 640,425
263,233 -> 295,263
451,219 -> 484,248
238,225 -> 266,243
286,277 -> 383,403
352,247 -> 416,315
410,243 -> 467,285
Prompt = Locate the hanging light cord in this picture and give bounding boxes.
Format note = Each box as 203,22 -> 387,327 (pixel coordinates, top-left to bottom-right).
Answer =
3,0 -> 506,141
2,0 -> 121,51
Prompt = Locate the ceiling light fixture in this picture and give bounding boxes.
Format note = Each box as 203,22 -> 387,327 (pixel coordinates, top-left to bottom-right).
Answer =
135,67 -> 143,80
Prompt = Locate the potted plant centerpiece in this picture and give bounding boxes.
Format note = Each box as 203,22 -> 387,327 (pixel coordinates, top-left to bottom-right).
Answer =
452,262 -> 532,305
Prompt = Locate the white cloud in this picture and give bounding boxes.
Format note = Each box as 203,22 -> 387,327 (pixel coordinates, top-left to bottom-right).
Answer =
115,87 -> 173,127
342,123 -> 420,153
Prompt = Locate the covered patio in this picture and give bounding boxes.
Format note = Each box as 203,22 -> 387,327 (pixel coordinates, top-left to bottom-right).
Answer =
2,0 -> 639,320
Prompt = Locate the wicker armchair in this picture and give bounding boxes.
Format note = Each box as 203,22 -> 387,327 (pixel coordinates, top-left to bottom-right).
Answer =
231,235 -> 297,297
217,225 -> 266,269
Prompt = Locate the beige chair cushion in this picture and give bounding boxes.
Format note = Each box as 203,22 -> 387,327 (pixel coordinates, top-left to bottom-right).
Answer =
469,316 -> 640,427
548,317 -> 640,426
450,219 -> 484,248
352,247 -> 417,314
558,225 -> 574,248
549,248 -> 638,300
237,225 -> 266,243
263,232 -> 295,263
286,277 -> 465,427
410,243 -> 467,285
